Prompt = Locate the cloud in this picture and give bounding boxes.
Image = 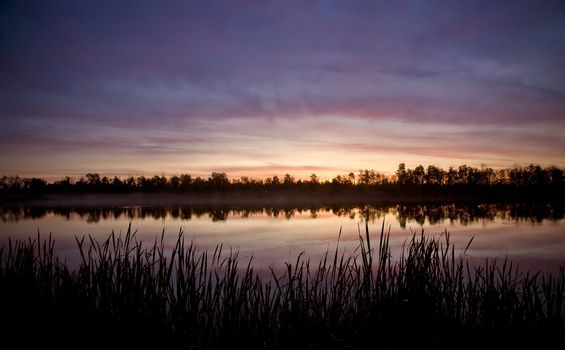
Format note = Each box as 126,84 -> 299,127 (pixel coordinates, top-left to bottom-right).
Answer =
1,1 -> 564,177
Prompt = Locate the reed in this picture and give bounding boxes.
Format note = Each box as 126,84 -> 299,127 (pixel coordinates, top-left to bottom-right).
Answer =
1,223 -> 563,349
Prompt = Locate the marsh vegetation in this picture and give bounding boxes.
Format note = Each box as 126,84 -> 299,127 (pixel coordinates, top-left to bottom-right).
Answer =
1,223 -> 563,349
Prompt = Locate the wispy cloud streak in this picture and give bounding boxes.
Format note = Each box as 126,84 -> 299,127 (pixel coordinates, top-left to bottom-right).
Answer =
1,1 -> 564,177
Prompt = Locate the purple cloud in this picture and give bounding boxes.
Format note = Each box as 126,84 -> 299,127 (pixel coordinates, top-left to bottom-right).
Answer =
1,0 -> 564,177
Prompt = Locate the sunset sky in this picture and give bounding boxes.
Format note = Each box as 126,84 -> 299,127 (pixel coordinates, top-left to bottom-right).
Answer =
1,1 -> 565,180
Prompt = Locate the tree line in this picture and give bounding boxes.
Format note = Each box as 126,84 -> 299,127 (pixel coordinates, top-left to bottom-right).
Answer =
1,163 -> 563,195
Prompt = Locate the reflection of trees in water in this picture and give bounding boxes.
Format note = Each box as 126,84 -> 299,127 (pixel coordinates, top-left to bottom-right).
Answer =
1,203 -> 564,225
208,208 -> 229,222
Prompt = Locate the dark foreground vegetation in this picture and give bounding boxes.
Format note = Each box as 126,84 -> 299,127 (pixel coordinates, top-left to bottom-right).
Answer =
1,163 -> 564,198
1,224 -> 563,349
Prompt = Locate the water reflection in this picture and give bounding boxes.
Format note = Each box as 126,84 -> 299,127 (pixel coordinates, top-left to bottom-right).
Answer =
2,202 -> 563,226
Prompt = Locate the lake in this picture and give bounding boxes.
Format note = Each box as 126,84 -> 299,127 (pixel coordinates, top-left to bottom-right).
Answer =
1,202 -> 564,272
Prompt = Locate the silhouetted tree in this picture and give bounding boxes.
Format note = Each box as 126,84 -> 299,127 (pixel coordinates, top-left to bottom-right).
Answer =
425,165 -> 443,185
446,167 -> 457,186
309,173 -> 319,184
413,165 -> 425,185
271,175 -> 280,186
208,172 -> 229,190
170,176 -> 180,191
24,178 -> 47,193
111,176 -> 123,187
86,173 -> 101,186
55,177 -> 73,191
284,173 -> 295,185
179,174 -> 192,192
192,177 -> 206,191
396,163 -> 408,185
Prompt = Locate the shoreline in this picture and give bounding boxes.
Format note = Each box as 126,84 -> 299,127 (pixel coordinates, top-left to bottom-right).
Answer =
1,191 -> 560,208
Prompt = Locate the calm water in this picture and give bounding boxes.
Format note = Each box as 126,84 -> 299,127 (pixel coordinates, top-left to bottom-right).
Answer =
1,203 -> 564,271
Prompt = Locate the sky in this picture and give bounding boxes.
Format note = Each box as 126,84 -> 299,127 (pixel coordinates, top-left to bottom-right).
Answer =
1,0 -> 565,180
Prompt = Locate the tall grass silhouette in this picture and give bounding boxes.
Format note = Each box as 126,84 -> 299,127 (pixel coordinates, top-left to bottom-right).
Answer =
1,223 -> 563,349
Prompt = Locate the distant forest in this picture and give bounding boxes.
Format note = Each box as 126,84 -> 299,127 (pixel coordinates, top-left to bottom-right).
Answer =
1,164 -> 564,195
